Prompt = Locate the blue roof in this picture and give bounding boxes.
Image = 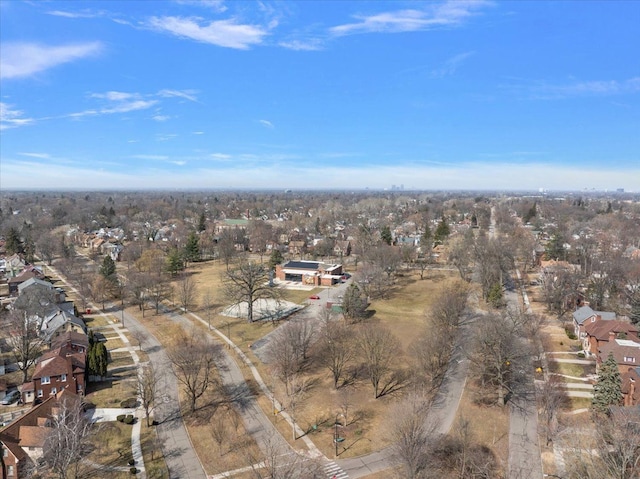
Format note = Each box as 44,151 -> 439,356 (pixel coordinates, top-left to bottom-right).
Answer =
284,261 -> 320,270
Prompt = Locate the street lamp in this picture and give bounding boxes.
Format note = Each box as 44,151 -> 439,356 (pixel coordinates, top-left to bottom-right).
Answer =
334,413 -> 345,458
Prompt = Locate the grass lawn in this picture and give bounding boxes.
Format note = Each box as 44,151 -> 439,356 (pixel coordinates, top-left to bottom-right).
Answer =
83,420 -> 135,478
140,422 -> 170,478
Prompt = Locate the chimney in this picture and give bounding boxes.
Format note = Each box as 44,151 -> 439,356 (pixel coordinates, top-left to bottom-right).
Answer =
609,331 -> 616,342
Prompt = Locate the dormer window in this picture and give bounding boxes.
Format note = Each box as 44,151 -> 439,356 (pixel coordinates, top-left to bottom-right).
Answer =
41,376 -> 51,384
591,317 -> 596,322
61,373 -> 67,382
624,356 -> 636,363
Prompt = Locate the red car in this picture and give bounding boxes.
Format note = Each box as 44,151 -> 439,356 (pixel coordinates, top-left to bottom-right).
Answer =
309,294 -> 320,300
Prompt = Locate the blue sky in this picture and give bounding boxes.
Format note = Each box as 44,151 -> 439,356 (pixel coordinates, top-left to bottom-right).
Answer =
1,0 -> 638,191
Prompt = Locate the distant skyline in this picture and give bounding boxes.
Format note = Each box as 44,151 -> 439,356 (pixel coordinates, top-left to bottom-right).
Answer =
1,1 -> 638,191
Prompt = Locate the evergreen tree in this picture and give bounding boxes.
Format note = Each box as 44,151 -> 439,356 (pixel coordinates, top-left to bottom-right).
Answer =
487,283 -> 504,308
5,227 -> 23,255
421,225 -> 433,257
87,338 -> 108,379
197,211 -> 207,232
99,255 -> 117,282
342,283 -> 367,322
545,234 -> 566,261
23,233 -> 36,263
268,249 -> 284,270
183,231 -> 201,263
166,247 -> 184,275
630,298 -> 640,326
380,225 -> 393,245
433,216 -> 451,246
592,352 -> 623,413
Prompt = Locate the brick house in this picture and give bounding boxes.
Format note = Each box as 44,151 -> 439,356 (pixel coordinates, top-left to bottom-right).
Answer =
597,338 -> 640,375
572,305 -> 617,340
0,390 -> 77,478
275,260 -> 343,286
21,346 -> 86,405
583,320 -> 639,356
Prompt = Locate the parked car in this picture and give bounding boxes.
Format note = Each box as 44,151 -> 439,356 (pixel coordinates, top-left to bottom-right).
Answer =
309,294 -> 320,300
1,389 -> 21,405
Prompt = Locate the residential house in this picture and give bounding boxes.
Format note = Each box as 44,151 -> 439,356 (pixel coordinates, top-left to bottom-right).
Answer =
7,267 -> 45,295
573,305 -> 617,339
333,240 -> 352,257
21,345 -> 86,405
50,331 -> 89,354
39,309 -> 87,344
583,319 -> 639,356
622,367 -> 640,407
17,278 -> 66,304
288,240 -> 307,256
275,260 -> 343,286
0,390 -> 78,478
598,338 -> 640,375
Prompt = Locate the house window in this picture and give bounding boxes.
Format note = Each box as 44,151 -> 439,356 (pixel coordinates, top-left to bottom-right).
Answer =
624,356 -> 636,363
37,389 -> 43,398
50,387 -> 57,395
41,376 -> 51,384
61,374 -> 67,382
591,317 -> 596,322
7,465 -> 14,476
2,446 -> 7,457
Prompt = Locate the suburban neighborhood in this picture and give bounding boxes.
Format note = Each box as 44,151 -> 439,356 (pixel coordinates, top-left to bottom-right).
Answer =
0,189 -> 639,479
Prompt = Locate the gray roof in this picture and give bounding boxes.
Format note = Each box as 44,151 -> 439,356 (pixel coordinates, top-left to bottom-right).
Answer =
284,261 -> 320,270
573,305 -> 616,325
40,309 -> 86,342
17,277 -> 54,294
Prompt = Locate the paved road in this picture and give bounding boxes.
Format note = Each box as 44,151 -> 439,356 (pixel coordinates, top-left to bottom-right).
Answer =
120,309 -> 208,479
336,307 -> 478,478
504,288 -> 543,479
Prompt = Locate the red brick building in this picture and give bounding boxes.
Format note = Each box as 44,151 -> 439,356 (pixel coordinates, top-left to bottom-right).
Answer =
275,260 -> 343,286
21,345 -> 86,405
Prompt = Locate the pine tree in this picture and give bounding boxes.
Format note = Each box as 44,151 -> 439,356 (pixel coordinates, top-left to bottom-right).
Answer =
342,283 -> 367,322
166,247 -> 184,275
592,352 -> 623,413
197,211 -> 207,232
380,225 -> 393,245
99,255 -> 117,281
5,227 -> 23,255
183,231 -> 201,263
433,216 -> 451,246
268,249 -> 284,270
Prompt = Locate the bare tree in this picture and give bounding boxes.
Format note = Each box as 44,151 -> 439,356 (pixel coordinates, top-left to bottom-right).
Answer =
218,229 -> 239,269
245,435 -> 326,479
267,321 -> 311,394
563,407 -> 640,479
223,259 -> 279,323
357,323 -> 402,398
538,375 -> 566,446
5,309 -> 43,383
176,273 -> 197,312
388,393 -> 436,479
137,364 -> 158,426
168,331 -> 222,412
41,395 -> 95,479
148,276 -> 172,315
201,288 -> 215,329
471,311 -> 531,406
318,318 -> 355,388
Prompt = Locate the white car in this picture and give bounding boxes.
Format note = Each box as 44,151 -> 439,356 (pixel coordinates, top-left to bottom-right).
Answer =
1,390 -> 21,405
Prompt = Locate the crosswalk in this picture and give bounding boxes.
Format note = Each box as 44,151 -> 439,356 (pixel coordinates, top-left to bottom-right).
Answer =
324,461 -> 349,479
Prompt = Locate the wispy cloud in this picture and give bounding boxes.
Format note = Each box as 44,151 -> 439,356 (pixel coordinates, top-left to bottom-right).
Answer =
210,153 -> 232,160
0,42 -> 103,79
430,51 -> 475,78
0,103 -> 34,130
152,114 -> 171,122
258,119 -> 274,129
158,89 -> 199,102
279,38 -> 324,51
175,0 -> 227,12
147,16 -> 268,49
507,77 -> 640,99
131,154 -> 169,160
192,131 -> 205,135
156,133 -> 178,141
46,9 -> 104,19
19,152 -> 50,159
330,1 -> 491,36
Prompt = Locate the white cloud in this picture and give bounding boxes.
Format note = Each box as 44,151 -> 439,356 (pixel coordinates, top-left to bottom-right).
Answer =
430,51 -> 475,78
259,119 -> 274,128
171,160 -> 187,166
152,114 -> 171,122
46,10 -> 103,18
0,102 -> 34,130
0,42 -> 102,79
147,16 -> 268,49
192,131 -> 205,135
158,89 -> 199,102
330,1 -> 491,36
278,39 -> 324,51
91,91 -> 137,101
533,77 -> 640,99
175,0 -> 227,12
19,152 -> 50,159
131,155 -> 169,160
210,153 -> 232,160
156,133 -> 178,141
